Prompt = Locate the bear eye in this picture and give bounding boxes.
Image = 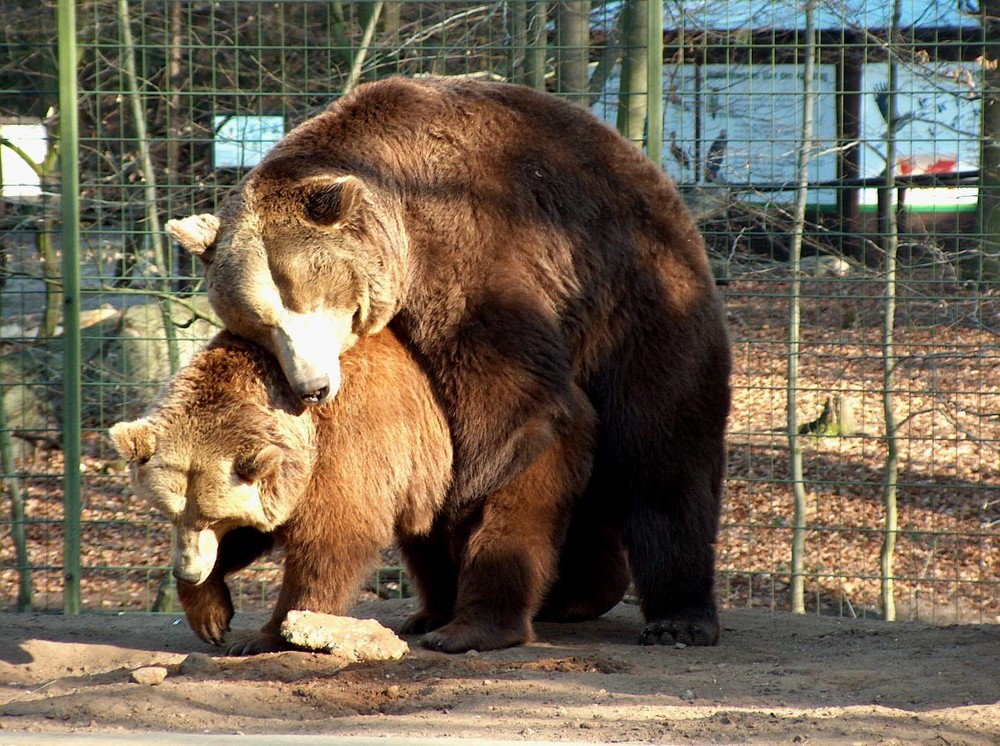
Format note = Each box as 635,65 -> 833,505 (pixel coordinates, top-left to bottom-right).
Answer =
233,445 -> 283,484
233,454 -> 258,483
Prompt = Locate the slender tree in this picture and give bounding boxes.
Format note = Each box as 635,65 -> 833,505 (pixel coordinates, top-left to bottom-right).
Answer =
118,0 -> 181,374
525,2 -> 549,91
976,0 -> 1000,284
616,0 -> 648,144
556,1 -> 591,103
878,0 -> 903,623
787,0 -> 817,616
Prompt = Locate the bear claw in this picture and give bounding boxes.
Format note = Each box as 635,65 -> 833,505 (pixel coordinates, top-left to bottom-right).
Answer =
639,617 -> 720,647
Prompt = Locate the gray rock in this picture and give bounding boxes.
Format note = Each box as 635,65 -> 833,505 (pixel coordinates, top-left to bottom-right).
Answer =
179,652 -> 218,675
131,666 -> 168,685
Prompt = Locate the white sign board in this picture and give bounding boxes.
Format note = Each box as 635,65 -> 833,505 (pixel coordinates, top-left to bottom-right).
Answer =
213,115 -> 285,169
859,62 -> 980,211
594,64 -> 840,206
0,122 -> 48,198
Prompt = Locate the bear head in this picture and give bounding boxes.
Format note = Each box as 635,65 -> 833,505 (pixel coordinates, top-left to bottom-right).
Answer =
109,337 -> 314,585
165,167 -> 409,407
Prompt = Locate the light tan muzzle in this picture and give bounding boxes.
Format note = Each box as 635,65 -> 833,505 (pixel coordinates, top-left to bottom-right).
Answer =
172,528 -> 220,585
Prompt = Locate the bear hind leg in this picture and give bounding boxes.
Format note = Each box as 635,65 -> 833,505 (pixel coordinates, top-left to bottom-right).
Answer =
398,522 -> 460,636
422,391 -> 596,653
535,498 -> 628,623
623,455 -> 724,647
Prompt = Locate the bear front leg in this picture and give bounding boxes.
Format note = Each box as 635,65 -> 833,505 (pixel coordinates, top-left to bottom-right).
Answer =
177,576 -> 233,646
421,390 -> 596,653
177,527 -> 275,647
225,510 -> 386,656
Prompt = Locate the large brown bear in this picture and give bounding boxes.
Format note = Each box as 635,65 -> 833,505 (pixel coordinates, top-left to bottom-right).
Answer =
166,75 -> 731,651
110,329 -> 598,654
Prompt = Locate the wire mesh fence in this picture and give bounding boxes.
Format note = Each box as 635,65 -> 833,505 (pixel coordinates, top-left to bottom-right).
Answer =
1,1 -> 996,623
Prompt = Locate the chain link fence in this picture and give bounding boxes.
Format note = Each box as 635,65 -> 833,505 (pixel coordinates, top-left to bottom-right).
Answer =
1,1 -> 996,623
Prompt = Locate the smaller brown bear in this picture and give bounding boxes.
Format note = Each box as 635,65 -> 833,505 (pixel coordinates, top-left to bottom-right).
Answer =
109,330 -> 451,654
110,330 -> 597,654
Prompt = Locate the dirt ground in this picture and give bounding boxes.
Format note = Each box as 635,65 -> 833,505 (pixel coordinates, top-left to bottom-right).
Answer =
1,599 -> 997,745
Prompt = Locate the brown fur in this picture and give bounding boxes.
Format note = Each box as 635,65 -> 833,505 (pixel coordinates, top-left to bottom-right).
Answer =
111,330 -> 596,654
166,76 -> 730,650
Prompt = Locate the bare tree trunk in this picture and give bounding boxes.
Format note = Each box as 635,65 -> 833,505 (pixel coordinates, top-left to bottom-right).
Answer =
556,1 -> 590,104
381,0 -> 401,44
645,0 -> 663,167
37,135 -> 61,339
118,0 -> 181,374
343,1 -> 383,95
508,1 -> 528,85
167,0 -> 193,295
0,128 -> 62,338
0,267 -> 30,610
879,0 -> 902,623
787,1 -> 817,616
616,0 -> 647,144
975,0 -> 1000,285
524,2 -> 548,91
0,400 -> 29,611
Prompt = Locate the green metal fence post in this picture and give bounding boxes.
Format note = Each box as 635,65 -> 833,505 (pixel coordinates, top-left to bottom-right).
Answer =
57,0 -> 82,615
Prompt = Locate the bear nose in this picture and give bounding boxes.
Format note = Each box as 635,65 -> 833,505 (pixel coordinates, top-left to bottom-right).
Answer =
172,566 -> 203,585
296,377 -> 331,405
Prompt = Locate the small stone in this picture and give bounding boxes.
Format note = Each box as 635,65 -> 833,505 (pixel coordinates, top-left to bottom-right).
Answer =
465,649 -> 480,658
179,652 -> 218,675
681,688 -> 696,701
131,666 -> 168,686
280,610 -> 409,662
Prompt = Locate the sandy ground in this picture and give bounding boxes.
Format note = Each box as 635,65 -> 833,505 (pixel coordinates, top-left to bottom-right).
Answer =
0,599 -> 997,745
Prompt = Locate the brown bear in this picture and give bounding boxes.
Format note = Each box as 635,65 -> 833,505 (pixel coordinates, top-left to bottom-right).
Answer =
165,75 -> 731,651
109,329 -> 598,654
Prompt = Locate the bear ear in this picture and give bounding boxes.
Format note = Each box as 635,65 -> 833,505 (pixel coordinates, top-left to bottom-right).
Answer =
301,175 -> 366,227
165,213 -> 220,262
234,444 -> 284,483
109,419 -> 157,464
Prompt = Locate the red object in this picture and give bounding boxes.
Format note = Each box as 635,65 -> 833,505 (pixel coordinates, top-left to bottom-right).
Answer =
896,155 -> 958,175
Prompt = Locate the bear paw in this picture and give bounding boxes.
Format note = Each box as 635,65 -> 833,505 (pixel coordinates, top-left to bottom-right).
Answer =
398,610 -> 448,636
420,619 -> 531,654
639,616 -> 720,647
224,632 -> 294,656
177,578 -> 234,647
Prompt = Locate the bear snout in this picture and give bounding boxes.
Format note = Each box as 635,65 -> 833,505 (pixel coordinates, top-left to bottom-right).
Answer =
172,528 -> 220,586
172,565 -> 206,585
269,310 -> 352,405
